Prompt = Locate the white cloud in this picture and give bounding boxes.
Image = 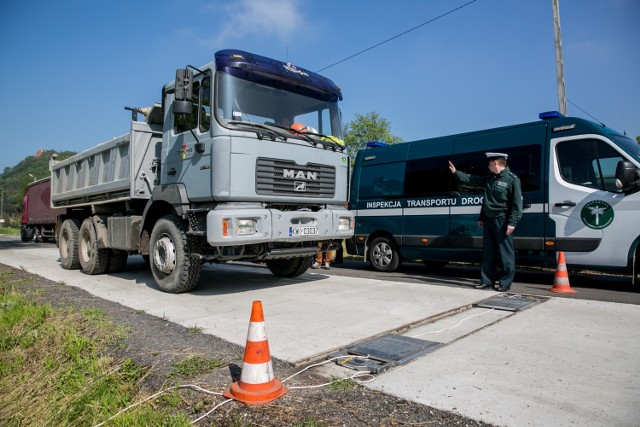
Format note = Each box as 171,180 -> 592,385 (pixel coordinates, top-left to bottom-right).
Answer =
211,0 -> 306,45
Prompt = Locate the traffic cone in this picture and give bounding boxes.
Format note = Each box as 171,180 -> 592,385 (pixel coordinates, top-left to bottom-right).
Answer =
224,300 -> 289,405
548,251 -> 577,293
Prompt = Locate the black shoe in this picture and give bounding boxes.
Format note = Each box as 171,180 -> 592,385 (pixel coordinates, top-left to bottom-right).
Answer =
497,286 -> 511,292
475,283 -> 493,289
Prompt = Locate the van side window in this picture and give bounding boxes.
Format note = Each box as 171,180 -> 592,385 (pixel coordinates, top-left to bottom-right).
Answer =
452,144 -> 541,194
405,155 -> 455,196
557,139 -> 624,193
359,163 -> 405,198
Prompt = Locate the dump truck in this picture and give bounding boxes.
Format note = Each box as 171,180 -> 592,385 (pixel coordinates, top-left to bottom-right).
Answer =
20,177 -> 64,242
50,49 -> 354,293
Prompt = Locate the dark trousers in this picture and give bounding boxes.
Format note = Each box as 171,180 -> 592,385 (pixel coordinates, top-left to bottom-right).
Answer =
480,214 -> 515,288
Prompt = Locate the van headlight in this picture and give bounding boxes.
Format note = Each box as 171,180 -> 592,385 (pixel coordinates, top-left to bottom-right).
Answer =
236,219 -> 257,235
338,217 -> 352,232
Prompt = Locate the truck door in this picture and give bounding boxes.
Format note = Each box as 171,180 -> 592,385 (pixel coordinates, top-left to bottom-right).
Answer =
164,74 -> 213,201
549,135 -> 638,269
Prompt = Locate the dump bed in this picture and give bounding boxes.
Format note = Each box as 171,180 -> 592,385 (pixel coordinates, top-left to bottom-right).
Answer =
51,117 -> 161,208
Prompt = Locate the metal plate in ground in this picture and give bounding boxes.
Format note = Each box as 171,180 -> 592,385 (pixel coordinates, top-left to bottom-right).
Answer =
477,294 -> 546,312
331,334 -> 442,373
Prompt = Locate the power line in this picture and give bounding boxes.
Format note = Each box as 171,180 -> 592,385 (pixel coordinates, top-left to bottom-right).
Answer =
316,0 -> 480,73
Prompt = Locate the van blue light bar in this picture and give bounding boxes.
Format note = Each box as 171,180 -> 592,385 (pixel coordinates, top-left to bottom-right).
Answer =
539,111 -> 565,120
366,141 -> 389,148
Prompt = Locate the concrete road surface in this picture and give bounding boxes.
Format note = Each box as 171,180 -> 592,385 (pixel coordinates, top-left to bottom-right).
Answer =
1,236 -> 639,427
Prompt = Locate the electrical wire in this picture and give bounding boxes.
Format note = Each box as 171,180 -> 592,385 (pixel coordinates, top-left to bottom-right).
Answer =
316,0 -> 479,72
410,308 -> 495,338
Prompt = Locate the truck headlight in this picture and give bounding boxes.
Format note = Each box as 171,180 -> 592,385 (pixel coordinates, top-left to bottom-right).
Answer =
235,219 -> 257,235
338,217 -> 352,232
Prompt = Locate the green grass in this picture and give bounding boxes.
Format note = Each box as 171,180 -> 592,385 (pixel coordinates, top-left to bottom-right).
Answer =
0,272 -> 192,426
168,355 -> 224,378
0,227 -> 19,235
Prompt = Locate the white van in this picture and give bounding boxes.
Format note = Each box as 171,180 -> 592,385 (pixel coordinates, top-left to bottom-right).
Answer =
348,112 -> 640,283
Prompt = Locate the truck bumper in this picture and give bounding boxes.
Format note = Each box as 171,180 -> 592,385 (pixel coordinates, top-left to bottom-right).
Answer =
206,206 -> 354,247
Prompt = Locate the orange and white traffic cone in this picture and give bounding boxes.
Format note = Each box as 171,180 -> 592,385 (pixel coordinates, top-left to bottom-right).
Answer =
224,300 -> 289,405
548,251 -> 577,293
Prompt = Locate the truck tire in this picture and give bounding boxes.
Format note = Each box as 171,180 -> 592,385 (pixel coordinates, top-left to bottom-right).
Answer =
59,219 -> 81,270
266,256 -> 314,278
149,216 -> 201,293
21,227 -> 35,242
369,236 -> 401,272
107,249 -> 128,273
78,218 -> 110,275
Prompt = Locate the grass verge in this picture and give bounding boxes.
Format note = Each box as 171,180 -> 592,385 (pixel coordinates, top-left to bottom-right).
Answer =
0,272 -> 191,426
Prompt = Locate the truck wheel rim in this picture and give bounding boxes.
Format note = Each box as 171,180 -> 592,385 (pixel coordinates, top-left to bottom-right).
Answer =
80,233 -> 91,263
372,242 -> 391,266
60,231 -> 69,259
154,235 -> 176,274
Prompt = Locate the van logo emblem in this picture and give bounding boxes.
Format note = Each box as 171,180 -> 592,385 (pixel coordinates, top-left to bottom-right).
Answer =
581,200 -> 614,229
294,181 -> 307,192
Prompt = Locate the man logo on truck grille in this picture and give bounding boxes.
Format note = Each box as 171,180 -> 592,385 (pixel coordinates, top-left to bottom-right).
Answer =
294,181 -> 307,192
581,200 -> 614,230
283,169 -> 317,181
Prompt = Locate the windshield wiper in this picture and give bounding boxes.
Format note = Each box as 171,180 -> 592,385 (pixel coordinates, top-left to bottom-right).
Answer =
228,121 -> 289,142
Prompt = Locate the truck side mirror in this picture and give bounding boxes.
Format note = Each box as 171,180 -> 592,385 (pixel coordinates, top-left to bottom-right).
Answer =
173,69 -> 193,115
615,160 -> 640,191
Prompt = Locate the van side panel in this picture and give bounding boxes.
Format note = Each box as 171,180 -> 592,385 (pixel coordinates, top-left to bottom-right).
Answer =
450,123 -> 548,264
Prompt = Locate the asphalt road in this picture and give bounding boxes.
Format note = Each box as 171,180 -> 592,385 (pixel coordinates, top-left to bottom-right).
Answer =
327,257 -> 640,305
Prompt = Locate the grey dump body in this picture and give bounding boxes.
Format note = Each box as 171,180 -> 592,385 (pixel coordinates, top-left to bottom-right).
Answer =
50,49 -> 354,292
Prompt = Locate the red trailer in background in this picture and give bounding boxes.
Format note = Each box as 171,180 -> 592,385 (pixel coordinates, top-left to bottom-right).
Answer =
20,178 -> 65,242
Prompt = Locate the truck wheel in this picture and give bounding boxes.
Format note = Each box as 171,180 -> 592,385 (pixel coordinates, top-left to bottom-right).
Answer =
107,249 -> 128,273
266,256 -> 314,278
369,237 -> 401,272
59,219 -> 81,270
78,218 -> 110,275
149,216 -> 201,293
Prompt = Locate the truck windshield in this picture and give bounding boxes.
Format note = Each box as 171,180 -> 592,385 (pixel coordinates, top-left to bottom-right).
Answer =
216,72 -> 343,140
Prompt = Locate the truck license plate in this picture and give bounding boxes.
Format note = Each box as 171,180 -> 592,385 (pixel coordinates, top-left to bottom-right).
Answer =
289,226 -> 318,236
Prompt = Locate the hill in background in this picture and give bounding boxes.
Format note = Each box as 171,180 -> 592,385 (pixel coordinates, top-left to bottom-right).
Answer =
0,149 -> 76,226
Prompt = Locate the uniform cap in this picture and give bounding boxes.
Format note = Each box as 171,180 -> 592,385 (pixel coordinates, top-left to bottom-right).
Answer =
486,152 -> 508,161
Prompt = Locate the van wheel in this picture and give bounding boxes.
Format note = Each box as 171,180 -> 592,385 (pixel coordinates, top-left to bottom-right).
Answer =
369,237 -> 401,272
59,219 -> 81,270
266,256 -> 314,278
149,216 -> 201,293
107,249 -> 128,273
78,218 -> 110,275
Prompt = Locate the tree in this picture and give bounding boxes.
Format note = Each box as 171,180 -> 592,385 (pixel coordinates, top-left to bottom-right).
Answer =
636,135 -> 639,144
343,112 -> 403,159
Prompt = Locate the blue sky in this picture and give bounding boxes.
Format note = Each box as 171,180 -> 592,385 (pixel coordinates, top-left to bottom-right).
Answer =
1,0 -> 638,172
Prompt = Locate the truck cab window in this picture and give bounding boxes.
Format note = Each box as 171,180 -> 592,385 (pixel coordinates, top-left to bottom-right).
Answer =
175,76 -> 211,134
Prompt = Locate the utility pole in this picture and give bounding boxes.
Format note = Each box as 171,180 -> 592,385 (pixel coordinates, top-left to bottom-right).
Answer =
552,0 -> 567,115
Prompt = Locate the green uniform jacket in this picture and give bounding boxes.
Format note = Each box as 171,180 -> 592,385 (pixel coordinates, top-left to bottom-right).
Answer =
454,166 -> 523,227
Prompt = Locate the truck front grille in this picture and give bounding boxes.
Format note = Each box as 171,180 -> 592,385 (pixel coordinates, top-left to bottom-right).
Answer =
256,158 -> 335,198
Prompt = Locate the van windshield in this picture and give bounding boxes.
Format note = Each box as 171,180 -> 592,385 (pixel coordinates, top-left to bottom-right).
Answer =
216,72 -> 343,140
611,135 -> 640,161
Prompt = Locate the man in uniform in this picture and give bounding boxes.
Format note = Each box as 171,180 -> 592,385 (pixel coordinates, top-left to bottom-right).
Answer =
448,153 -> 523,292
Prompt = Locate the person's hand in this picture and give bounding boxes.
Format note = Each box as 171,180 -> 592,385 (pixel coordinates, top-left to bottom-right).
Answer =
477,220 -> 484,228
448,161 -> 456,173
506,225 -> 515,235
